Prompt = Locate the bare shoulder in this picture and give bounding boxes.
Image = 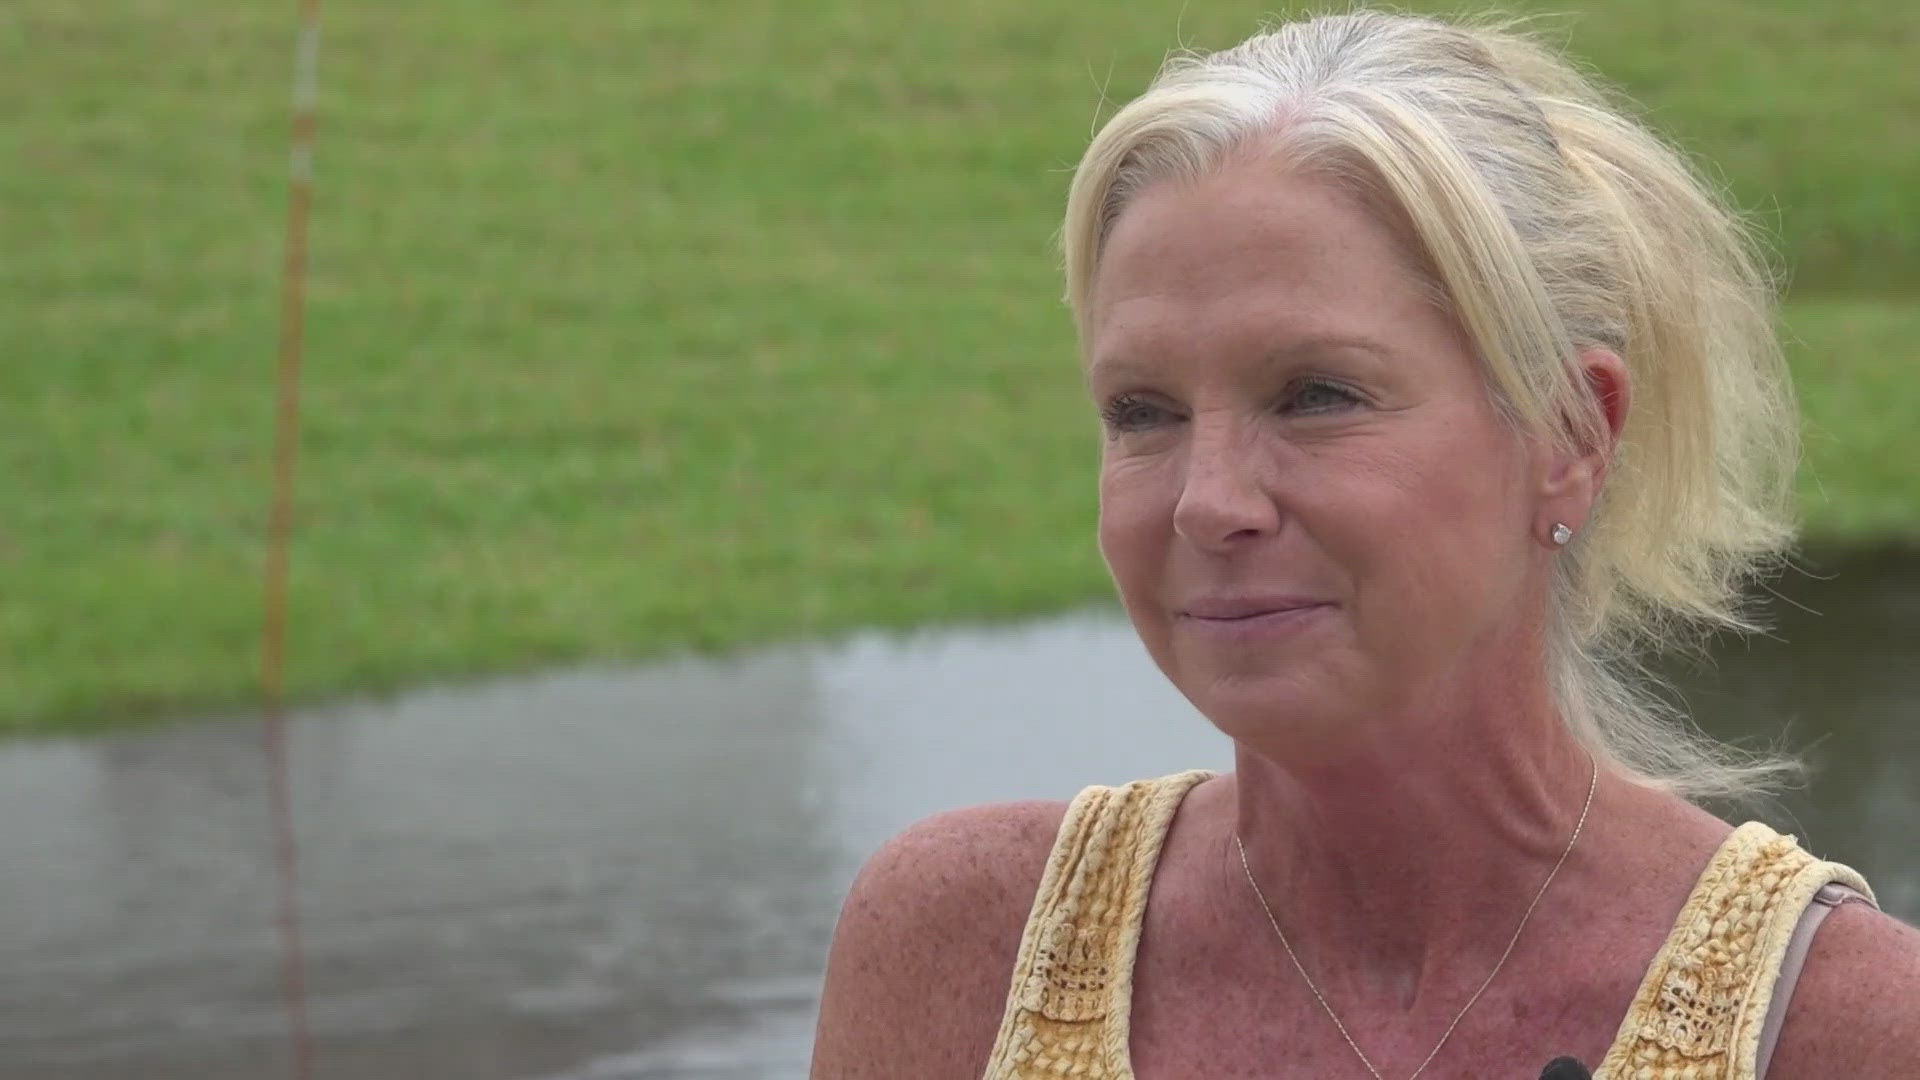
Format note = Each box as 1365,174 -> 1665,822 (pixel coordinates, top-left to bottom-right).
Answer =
809,799 -> 1071,1079
1766,899 -> 1920,1076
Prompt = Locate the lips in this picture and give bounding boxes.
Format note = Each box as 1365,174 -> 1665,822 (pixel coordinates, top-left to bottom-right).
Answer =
1181,597 -> 1332,620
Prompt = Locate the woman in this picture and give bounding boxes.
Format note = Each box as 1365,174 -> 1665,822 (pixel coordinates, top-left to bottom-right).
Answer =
811,10 -> 1919,1078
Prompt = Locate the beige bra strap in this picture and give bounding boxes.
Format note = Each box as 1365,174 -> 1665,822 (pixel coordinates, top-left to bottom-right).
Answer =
1753,882 -> 1874,1079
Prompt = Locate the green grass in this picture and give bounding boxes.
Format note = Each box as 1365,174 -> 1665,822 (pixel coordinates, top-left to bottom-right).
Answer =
3,0 -> 1917,733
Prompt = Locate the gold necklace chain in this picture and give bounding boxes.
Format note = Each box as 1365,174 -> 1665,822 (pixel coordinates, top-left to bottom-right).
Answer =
1233,752 -> 1597,1080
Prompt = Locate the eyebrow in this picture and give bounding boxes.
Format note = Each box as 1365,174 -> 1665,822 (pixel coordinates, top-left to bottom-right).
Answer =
1088,333 -> 1394,381
1263,334 -> 1394,365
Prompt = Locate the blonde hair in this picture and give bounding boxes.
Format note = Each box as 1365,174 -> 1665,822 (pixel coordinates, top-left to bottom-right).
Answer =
1062,9 -> 1801,801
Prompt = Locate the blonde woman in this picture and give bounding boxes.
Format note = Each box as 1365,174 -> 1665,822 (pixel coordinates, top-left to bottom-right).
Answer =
811,10 -> 1920,1078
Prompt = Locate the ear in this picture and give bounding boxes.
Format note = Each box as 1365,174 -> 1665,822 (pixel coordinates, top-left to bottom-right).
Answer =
1536,347 -> 1630,546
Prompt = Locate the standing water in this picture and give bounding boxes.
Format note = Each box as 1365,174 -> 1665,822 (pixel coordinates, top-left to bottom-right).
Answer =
0,553 -> 1915,1079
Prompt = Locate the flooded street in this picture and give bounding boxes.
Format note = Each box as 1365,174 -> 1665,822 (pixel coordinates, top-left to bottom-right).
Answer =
1,553 -> 1915,1079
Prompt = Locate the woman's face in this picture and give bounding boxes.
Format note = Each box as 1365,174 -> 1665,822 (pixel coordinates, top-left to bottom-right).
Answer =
1088,163 -> 1557,751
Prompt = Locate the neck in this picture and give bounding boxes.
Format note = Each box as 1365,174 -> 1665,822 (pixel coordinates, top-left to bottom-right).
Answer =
1222,671 -> 1602,1013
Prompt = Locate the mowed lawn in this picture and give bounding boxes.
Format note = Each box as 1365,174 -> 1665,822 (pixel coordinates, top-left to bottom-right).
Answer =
3,1 -> 1917,732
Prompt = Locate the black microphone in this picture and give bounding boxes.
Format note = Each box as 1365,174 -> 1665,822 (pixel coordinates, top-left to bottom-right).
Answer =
1538,1057 -> 1591,1080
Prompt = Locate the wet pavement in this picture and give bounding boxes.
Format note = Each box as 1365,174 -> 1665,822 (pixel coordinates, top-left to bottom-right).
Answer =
1,552 -> 1915,1079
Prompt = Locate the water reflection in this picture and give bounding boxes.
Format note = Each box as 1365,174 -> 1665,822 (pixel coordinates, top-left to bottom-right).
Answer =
0,555 -> 1912,1079
1678,551 -> 1920,917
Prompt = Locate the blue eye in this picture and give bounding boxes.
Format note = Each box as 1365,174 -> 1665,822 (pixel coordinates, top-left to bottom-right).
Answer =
1100,393 -> 1169,432
1287,378 -> 1364,414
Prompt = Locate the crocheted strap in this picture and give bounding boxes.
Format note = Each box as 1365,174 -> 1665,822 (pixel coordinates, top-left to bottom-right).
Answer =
1594,821 -> 1875,1079
981,770 -> 1213,1079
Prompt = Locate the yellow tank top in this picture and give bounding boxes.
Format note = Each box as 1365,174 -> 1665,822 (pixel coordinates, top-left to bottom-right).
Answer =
982,770 -> 1876,1079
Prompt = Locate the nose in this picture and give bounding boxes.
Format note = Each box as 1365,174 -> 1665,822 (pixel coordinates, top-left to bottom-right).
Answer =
1171,416 -> 1280,551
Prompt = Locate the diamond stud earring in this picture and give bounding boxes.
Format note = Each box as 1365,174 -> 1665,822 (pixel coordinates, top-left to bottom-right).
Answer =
1551,522 -> 1574,546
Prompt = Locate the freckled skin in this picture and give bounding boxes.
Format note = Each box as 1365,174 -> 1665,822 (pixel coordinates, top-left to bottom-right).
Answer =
810,159 -> 1920,1080
1088,164 -> 1548,755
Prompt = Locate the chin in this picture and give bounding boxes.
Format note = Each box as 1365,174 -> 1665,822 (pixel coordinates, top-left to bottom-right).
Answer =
1179,667 -> 1339,747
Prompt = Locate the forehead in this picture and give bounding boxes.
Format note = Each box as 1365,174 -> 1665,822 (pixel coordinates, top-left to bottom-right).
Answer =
1087,165 -> 1445,370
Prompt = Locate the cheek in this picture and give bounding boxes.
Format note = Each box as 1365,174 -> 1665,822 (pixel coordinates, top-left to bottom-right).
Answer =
1096,455 -> 1171,595
1361,423 -> 1533,612
1427,423 -> 1534,544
